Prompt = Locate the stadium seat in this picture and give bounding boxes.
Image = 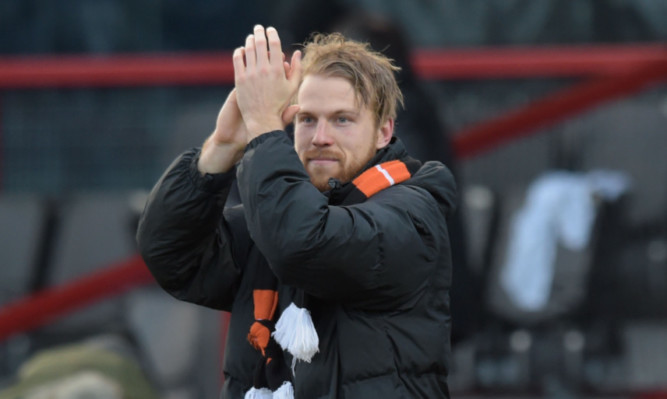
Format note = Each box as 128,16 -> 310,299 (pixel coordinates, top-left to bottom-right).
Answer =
0,194 -> 48,377
41,192 -> 138,336
0,194 -> 48,306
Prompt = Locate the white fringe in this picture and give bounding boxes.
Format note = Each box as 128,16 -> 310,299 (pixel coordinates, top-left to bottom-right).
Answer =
273,302 -> 320,364
244,387 -> 273,399
271,381 -> 294,399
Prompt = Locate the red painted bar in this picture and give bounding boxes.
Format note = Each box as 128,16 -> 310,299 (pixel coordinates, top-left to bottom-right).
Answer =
0,44 -> 664,88
0,53 -> 236,89
413,43 -> 667,79
452,60 -> 667,159
0,254 -> 154,341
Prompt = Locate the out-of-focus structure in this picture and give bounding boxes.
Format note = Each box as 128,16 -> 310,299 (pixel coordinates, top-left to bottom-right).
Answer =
0,1 -> 666,398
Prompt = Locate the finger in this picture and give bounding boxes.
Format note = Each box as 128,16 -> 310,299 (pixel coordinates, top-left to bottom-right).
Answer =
266,26 -> 283,68
245,34 -> 256,70
281,104 -> 301,127
287,50 -> 302,84
232,47 -> 246,81
253,25 -> 269,66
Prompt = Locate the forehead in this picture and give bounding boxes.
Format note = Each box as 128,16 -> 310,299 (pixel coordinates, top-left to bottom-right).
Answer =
297,75 -> 360,112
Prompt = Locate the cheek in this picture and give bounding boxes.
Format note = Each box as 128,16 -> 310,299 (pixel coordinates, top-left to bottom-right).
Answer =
293,129 -> 309,153
344,130 -> 376,154
337,128 -> 359,148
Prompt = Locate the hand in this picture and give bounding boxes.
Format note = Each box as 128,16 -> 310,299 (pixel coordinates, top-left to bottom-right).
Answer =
233,25 -> 302,141
197,89 -> 247,174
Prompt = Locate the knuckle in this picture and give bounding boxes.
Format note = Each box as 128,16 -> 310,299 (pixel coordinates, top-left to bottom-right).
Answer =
271,67 -> 282,77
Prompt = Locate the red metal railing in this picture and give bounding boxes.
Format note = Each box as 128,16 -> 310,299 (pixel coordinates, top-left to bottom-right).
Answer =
453,59 -> 667,158
0,254 -> 153,341
0,44 -> 663,89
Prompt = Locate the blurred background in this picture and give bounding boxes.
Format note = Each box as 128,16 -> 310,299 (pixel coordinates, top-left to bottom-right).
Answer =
0,0 -> 665,398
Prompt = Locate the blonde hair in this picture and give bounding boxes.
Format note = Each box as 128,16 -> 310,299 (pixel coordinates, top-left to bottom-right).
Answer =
299,32 -> 403,127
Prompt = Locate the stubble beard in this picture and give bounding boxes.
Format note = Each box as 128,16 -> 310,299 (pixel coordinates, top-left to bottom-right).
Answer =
308,143 -> 377,192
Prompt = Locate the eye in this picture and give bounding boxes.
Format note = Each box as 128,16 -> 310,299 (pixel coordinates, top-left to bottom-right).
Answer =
298,115 -> 314,124
336,116 -> 349,124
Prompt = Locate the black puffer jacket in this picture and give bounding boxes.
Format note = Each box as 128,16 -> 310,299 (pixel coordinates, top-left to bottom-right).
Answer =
137,130 -> 456,398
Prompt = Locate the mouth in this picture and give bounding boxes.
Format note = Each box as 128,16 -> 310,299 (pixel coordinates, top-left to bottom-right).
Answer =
308,158 -> 339,167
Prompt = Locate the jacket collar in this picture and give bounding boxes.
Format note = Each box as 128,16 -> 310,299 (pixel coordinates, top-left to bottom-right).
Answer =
326,137 -> 421,205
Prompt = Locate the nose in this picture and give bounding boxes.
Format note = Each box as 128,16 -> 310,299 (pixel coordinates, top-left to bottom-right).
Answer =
312,120 -> 334,147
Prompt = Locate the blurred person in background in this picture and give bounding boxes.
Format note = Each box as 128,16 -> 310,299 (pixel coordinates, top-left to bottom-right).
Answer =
137,25 -> 456,398
0,335 -> 158,399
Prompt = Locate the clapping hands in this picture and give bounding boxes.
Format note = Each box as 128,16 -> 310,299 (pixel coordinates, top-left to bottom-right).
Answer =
198,25 -> 301,175
233,25 -> 302,140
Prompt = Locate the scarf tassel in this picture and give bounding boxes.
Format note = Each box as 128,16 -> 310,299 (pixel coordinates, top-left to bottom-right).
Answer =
244,382 -> 294,399
273,302 -> 320,367
244,387 -> 273,399
272,381 -> 294,399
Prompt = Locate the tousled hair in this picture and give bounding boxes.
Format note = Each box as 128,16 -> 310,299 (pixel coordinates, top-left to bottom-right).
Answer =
299,32 -> 403,127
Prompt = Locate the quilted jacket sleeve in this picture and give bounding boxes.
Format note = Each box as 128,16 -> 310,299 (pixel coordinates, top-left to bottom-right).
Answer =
136,149 -> 248,311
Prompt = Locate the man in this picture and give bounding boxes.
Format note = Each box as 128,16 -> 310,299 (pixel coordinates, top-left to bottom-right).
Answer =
137,25 -> 456,398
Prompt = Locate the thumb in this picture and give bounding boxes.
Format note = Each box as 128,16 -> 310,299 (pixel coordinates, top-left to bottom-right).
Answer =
281,104 -> 300,127
226,89 -> 241,118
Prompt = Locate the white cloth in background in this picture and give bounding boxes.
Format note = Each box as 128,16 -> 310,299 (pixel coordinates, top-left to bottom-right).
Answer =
500,170 -> 630,311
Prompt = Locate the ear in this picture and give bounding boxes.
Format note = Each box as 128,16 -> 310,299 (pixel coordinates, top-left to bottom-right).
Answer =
375,118 -> 394,149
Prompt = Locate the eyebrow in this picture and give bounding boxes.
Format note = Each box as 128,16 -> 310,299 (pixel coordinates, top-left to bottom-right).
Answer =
296,109 -> 360,118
